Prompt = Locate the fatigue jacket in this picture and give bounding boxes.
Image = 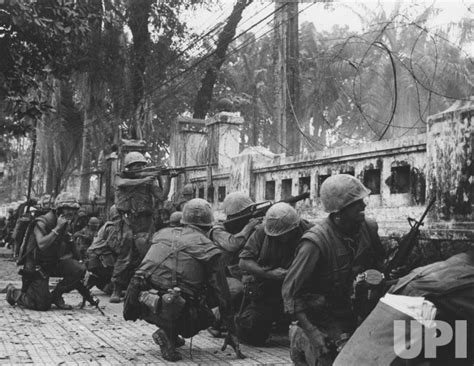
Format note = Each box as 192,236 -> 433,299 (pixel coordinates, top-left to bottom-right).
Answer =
282,217 -> 385,316
136,225 -> 232,318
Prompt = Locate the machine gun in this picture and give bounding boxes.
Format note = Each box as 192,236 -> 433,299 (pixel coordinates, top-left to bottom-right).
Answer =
384,197 -> 436,277
223,191 -> 310,234
121,166 -> 186,179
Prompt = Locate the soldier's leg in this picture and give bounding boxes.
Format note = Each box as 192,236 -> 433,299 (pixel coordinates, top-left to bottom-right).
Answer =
86,252 -> 113,292
235,299 -> 273,346
289,322 -> 318,366
51,258 -> 86,309
7,277 -> 52,311
152,327 -> 182,362
110,226 -> 134,303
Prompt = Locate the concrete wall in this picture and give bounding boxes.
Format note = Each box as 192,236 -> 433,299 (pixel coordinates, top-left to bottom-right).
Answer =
171,101 -> 474,263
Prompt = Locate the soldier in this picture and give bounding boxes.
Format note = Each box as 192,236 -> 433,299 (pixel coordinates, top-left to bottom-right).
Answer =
174,183 -> 194,211
210,192 -> 260,281
168,211 -> 183,227
237,202 -> 313,346
334,249 -> 474,365
85,206 -> 122,294
73,208 -> 89,233
123,198 -> 244,362
111,151 -> 175,303
282,174 -> 386,365
37,194 -> 53,216
6,192 -> 97,311
207,192 -> 261,337
74,216 -> 101,261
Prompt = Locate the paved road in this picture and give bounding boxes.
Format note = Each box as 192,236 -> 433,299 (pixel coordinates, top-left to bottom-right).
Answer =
0,249 -> 292,365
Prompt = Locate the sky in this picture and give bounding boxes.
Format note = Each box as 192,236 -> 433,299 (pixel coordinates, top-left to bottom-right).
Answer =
184,0 -> 473,47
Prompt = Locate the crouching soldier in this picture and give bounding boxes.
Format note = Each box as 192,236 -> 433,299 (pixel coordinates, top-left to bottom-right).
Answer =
123,198 -> 244,362
237,203 -> 313,346
6,192 -> 97,311
85,205 -> 122,294
208,192 -> 262,337
74,216 -> 101,262
282,174 -> 386,365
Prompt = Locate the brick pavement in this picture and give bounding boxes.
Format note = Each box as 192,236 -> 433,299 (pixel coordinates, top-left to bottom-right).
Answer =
0,253 -> 293,365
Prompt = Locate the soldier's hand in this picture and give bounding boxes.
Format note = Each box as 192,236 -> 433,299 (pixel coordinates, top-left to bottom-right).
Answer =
169,169 -> 179,178
306,326 -> 329,359
267,267 -> 288,281
389,265 -> 409,279
221,332 -> 245,359
56,215 -> 69,230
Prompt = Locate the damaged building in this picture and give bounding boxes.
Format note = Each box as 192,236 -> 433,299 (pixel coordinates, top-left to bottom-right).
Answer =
170,99 -> 474,265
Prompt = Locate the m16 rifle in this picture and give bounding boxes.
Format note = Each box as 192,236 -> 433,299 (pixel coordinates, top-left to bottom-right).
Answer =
384,196 -> 436,277
78,275 -> 105,316
122,166 -> 186,179
223,191 -> 310,234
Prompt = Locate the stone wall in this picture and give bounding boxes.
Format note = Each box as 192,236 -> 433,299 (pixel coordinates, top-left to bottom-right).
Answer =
170,101 -> 474,263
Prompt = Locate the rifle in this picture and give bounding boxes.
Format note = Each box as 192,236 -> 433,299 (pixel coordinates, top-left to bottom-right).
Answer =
223,191 -> 310,234
122,166 -> 186,179
78,281 -> 105,316
384,197 -> 436,277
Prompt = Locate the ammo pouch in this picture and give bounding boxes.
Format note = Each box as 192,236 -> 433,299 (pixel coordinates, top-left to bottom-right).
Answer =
138,289 -> 161,314
138,287 -> 187,320
160,287 -> 186,320
352,269 -> 385,320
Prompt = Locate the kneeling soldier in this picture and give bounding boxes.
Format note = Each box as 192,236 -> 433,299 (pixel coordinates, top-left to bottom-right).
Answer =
123,198 -> 244,362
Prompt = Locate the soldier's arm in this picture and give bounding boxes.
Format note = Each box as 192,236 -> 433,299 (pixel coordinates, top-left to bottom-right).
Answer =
282,240 -> 321,317
210,219 -> 258,253
206,253 -> 233,318
34,220 -> 65,251
154,175 -> 172,201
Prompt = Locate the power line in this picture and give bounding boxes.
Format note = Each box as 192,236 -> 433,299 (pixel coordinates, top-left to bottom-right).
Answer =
96,3 -> 287,132
155,3 -> 316,108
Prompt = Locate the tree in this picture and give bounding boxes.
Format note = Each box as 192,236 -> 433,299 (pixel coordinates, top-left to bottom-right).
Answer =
193,0 -> 252,119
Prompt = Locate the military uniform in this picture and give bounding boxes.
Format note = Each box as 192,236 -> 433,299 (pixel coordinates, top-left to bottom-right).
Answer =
334,250 -> 474,365
282,217 -> 385,365
111,173 -> 167,297
86,219 -> 122,291
237,220 -> 313,345
74,226 -> 96,261
7,210 -> 88,311
124,225 -> 234,360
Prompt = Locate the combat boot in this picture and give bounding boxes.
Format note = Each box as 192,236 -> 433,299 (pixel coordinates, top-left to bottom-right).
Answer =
6,284 -> 19,306
152,328 -> 182,362
52,295 -> 73,310
109,283 -> 122,303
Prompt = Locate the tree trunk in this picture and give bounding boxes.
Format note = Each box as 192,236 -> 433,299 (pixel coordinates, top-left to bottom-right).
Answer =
80,108 -> 92,201
193,0 -> 251,119
79,0 -> 102,201
128,0 -> 152,139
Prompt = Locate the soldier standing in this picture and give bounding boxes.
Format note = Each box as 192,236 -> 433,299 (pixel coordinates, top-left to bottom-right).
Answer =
110,151 -> 174,303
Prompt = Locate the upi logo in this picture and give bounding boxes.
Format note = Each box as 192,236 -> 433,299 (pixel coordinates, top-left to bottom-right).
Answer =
393,320 -> 468,359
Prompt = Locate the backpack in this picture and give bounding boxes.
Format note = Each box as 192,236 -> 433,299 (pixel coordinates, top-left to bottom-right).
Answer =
114,175 -> 155,214
16,214 -> 38,266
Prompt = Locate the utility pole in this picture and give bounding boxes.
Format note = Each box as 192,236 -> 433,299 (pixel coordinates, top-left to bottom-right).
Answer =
273,1 -> 300,155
